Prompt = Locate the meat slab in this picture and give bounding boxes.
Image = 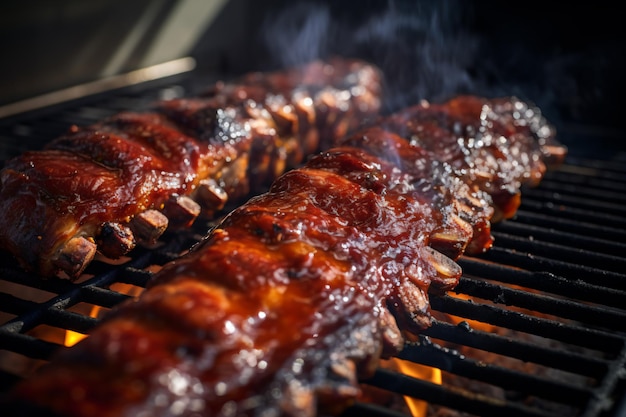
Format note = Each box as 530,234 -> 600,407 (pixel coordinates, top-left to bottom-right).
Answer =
1,91 -> 566,416
0,58 -> 382,279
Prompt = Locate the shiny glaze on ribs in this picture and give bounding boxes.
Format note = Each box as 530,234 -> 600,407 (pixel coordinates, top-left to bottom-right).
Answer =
383,95 -> 565,222
2,93 -> 566,417
0,58 -> 382,278
5,141 -> 467,417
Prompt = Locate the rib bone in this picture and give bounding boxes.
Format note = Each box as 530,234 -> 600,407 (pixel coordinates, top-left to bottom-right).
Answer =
422,246 -> 463,291
52,236 -> 97,279
162,194 -> 201,229
97,222 -> 136,259
195,179 -> 229,213
129,210 -> 169,246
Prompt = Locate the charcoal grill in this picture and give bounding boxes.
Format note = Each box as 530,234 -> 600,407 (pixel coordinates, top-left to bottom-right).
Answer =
1,1 -> 625,416
0,62 -> 624,417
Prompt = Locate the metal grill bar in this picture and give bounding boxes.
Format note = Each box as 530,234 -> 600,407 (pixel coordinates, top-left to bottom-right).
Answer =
475,246 -> 626,290
532,179 -> 626,205
542,170 -> 626,191
492,221 -> 626,258
42,310 -> 100,335
560,158 -> 626,177
398,338 -> 596,404
459,256 -> 622,301
421,320 -> 611,377
453,274 -> 626,329
0,331 -> 58,361
1,75 -> 625,417
522,190 -> 625,217
363,368 -> 562,417
513,209 -> 626,244
490,231 -> 626,273
517,199 -> 626,230
429,295 -> 623,352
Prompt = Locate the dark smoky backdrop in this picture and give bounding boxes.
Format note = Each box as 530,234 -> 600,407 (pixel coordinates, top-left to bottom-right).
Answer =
192,0 -> 625,155
1,0 -> 623,154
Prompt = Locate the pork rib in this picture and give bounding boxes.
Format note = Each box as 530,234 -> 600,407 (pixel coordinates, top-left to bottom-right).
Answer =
0,58 -> 382,279
382,95 -> 565,223
3,142 -> 462,417
2,95 -> 566,417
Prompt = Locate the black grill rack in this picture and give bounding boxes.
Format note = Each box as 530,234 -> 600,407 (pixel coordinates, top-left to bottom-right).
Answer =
0,76 -> 625,417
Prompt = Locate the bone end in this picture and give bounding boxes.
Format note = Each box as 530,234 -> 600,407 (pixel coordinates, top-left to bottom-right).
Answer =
97,222 -> 136,259
429,229 -> 470,260
163,194 -> 201,229
195,179 -> 228,213
379,307 -> 405,358
422,246 -> 463,292
542,144 -> 568,167
53,236 -> 97,280
130,210 -> 169,246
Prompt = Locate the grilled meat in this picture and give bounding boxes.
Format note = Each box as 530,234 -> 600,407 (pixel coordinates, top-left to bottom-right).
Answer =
382,95 -> 566,223
336,126 -> 492,256
331,94 -> 563,256
0,58 -> 382,279
3,142 -> 465,417
2,94 -> 566,417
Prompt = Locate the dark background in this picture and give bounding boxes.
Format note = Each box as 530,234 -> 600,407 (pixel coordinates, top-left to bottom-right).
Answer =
205,0 -> 626,155
1,0 -> 624,153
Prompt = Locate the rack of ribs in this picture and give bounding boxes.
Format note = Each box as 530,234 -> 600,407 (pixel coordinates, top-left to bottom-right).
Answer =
1,91 -> 566,417
382,95 -> 565,223
0,57 -> 383,279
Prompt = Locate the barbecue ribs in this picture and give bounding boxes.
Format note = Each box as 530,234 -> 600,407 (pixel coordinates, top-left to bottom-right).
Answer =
2,90 -> 566,417
0,58 -> 382,279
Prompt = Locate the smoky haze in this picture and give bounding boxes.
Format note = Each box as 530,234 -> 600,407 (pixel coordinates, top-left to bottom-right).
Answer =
259,0 -> 483,112
254,0 -> 625,147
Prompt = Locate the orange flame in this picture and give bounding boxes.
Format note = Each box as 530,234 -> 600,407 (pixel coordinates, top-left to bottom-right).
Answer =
391,358 -> 442,417
391,291 -> 499,416
63,286 -> 495,417
64,283 -> 144,347
445,292 -> 497,332
64,324 -> 91,347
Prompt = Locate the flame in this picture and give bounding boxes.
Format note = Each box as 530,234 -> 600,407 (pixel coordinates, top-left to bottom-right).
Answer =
390,291 -> 499,416
446,292 -> 497,332
64,324 -> 90,347
64,283 -> 144,347
391,358 -> 442,417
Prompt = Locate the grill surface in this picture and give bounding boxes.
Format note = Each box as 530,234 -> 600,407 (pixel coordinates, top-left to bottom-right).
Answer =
0,73 -> 625,417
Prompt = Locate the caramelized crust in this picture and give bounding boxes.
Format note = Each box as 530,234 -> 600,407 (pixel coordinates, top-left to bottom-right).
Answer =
383,95 -> 563,222
5,142 -> 462,417
0,58 -> 382,278
2,92 -> 566,416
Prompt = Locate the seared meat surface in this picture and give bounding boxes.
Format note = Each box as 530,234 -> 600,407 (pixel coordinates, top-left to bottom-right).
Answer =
2,92 -> 566,417
0,58 -> 382,278
383,95 -> 565,222
4,143 -> 463,417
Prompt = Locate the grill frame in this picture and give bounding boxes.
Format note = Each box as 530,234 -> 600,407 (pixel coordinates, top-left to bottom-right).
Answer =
0,71 -> 625,417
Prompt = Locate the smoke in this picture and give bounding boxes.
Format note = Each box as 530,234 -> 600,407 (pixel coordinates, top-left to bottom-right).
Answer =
259,0 -> 482,111
352,1 -> 479,110
260,2 -> 334,69
255,0 -> 626,152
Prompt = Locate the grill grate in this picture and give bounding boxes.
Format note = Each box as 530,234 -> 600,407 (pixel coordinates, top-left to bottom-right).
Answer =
0,77 -> 625,417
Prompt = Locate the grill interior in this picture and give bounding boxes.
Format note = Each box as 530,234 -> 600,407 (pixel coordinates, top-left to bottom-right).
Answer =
0,68 -> 625,417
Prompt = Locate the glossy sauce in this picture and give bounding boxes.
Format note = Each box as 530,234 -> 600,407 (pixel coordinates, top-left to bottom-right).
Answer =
8,145 -> 459,417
